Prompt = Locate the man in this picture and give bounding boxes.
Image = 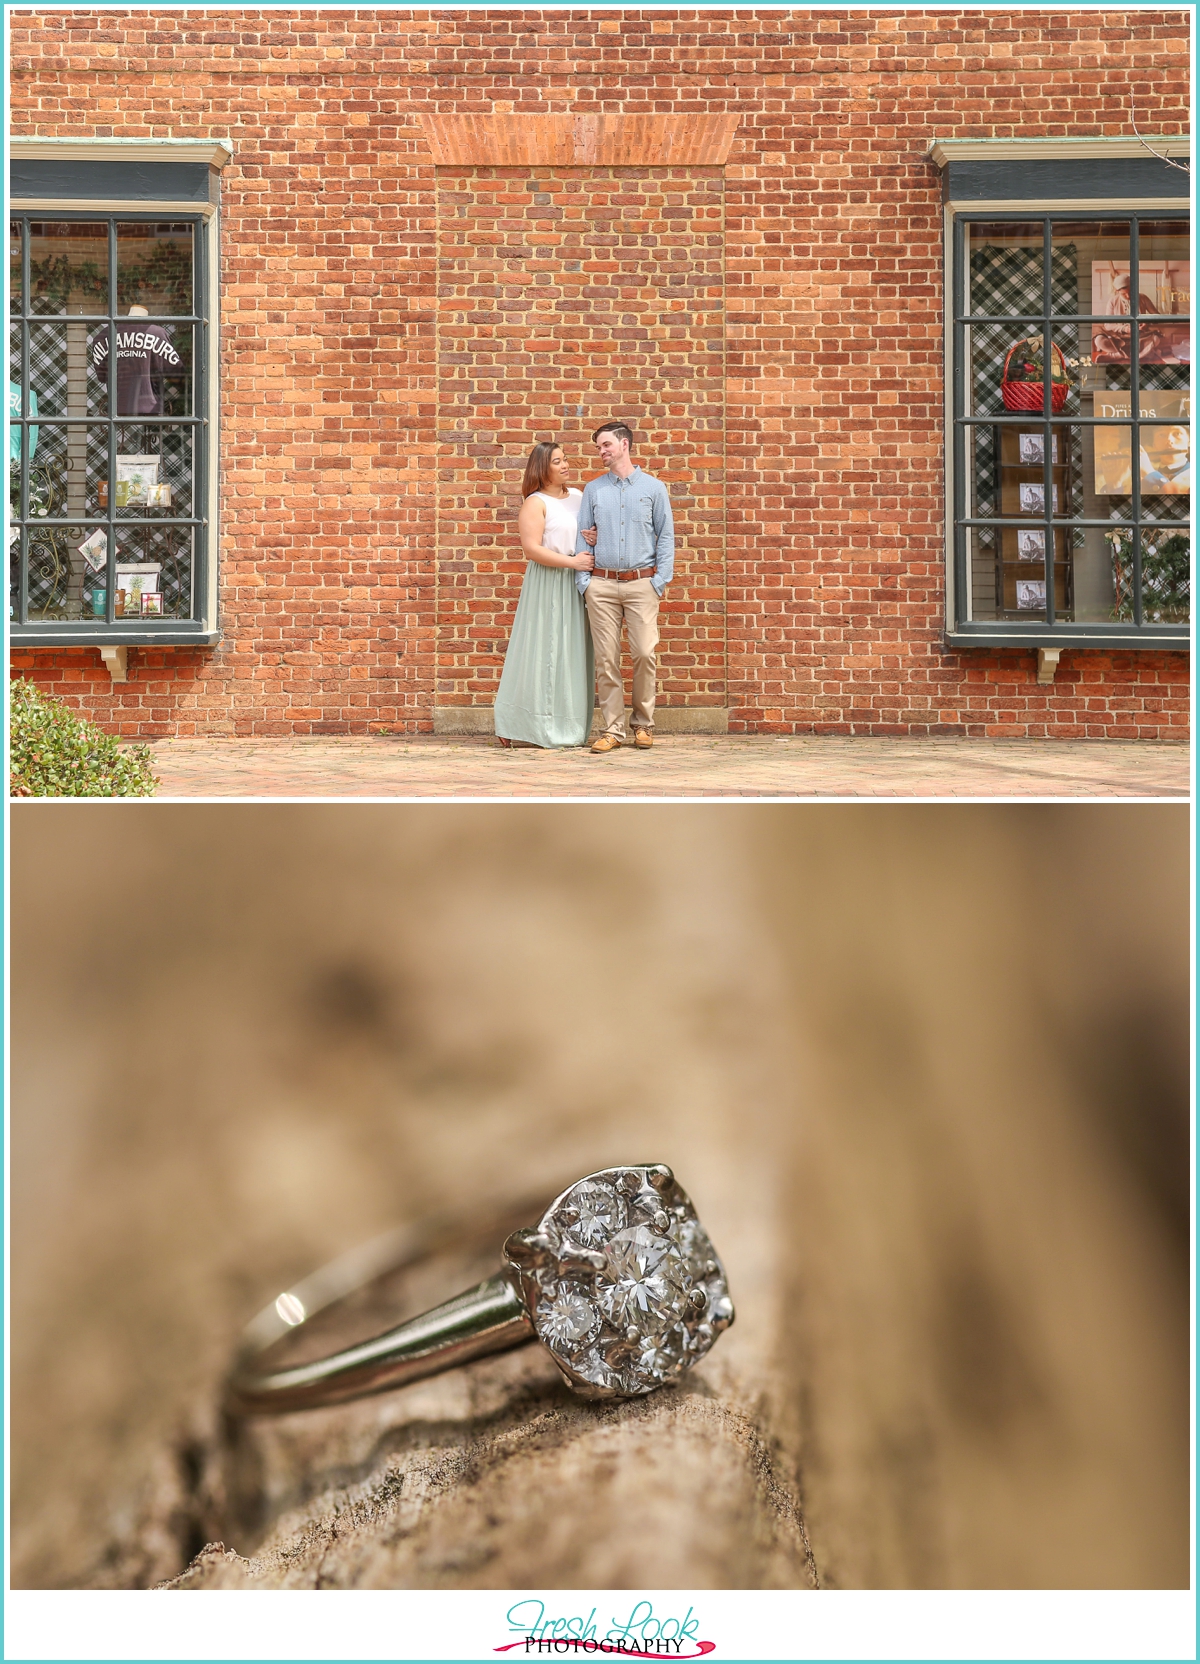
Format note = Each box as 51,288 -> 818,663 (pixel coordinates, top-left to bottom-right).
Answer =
1141,424 -> 1190,493
574,421 -> 674,753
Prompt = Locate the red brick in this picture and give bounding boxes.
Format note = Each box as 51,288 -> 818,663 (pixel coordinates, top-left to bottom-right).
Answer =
8,8 -> 1190,739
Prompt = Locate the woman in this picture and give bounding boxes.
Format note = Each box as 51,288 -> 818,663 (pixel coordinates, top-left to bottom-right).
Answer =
494,441 -> 595,748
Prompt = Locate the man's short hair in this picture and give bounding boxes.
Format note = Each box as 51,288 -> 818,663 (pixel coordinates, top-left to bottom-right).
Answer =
592,420 -> 635,450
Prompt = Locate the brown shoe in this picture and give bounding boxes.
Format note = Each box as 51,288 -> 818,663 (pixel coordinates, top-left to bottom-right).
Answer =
633,729 -> 653,750
590,733 -> 622,754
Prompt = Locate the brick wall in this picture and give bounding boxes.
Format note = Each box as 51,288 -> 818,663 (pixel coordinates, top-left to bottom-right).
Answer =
437,165 -> 726,713
9,8 -> 1191,741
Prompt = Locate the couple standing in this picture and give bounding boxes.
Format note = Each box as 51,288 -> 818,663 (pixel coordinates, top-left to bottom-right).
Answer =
494,421 -> 674,754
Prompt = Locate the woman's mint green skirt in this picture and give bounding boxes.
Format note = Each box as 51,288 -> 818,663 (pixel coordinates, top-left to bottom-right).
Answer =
494,562 -> 594,748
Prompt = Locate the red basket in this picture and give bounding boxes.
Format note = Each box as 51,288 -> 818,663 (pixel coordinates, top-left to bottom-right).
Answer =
1001,338 -> 1069,413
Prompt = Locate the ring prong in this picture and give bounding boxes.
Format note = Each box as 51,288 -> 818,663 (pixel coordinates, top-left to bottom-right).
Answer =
647,1164 -> 674,1193
504,1229 -> 554,1269
710,1295 -> 735,1331
651,1209 -> 670,1234
558,1246 -> 606,1275
687,1287 -> 707,1312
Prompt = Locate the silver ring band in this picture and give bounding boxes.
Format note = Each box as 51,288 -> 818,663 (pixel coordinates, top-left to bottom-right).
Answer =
228,1164 -> 733,1415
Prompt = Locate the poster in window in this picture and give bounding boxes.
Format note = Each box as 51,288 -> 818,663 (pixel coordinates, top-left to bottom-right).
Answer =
1018,482 -> 1059,513
77,529 -> 108,573
1093,392 -> 1191,494
1018,432 -> 1058,465
1015,579 -> 1046,610
115,455 -> 160,508
1091,261 -> 1190,364
1016,530 -> 1045,562
114,562 -> 161,617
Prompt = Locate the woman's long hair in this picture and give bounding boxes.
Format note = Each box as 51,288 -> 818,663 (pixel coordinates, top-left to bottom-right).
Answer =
522,441 -> 562,499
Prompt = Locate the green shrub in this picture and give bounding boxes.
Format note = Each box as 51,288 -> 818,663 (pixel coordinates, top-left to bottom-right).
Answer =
9,678 -> 158,798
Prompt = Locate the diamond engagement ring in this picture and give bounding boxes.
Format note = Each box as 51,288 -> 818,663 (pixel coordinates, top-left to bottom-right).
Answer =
228,1165 -> 734,1413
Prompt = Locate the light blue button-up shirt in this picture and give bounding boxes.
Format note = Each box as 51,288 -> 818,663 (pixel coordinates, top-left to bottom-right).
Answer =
574,466 -> 674,596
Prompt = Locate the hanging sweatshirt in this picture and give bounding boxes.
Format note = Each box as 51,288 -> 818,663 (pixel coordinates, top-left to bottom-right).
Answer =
91,323 -> 181,416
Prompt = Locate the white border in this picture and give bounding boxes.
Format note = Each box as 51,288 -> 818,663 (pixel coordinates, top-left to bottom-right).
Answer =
4,1588 -> 1197,1662
4,11 -> 1197,1664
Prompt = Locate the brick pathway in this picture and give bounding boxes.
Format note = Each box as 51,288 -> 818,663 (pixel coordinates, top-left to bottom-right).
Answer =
144,734 -> 1191,799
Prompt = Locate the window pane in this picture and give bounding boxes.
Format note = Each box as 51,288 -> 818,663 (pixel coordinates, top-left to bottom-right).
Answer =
1129,220 -> 1190,373
26,320 -> 108,416
144,320 -> 192,417
113,424 -> 193,520
25,513 -> 93,620
1049,322 -> 1085,415
9,220 -> 21,315
8,528 -> 19,621
1088,392 -> 1190,514
969,322 -> 1063,416
964,526 -> 1070,621
85,425 -> 110,516
967,427 -> 1084,518
1053,217 -> 1191,359
1139,526 -> 1190,623
112,524 -> 193,619
8,321 -> 37,461
967,222 -> 1044,315
967,425 -> 998,518
22,422 -> 70,520
27,221 -> 107,316
13,420 -> 112,523
116,222 -> 193,316
96,316 -> 191,417
1069,527 -> 1119,623
1140,417 -> 1191,496
1048,221 -> 1131,315
966,527 -> 1000,620
1074,324 -> 1189,520
1089,411 -> 1134,502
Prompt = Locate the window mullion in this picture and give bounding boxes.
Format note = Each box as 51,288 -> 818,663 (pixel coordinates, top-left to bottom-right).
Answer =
19,219 -> 31,625
1129,217 -> 1142,629
194,204 -> 206,625
952,212 -> 968,629
1041,216 -> 1056,628
106,216 -> 117,627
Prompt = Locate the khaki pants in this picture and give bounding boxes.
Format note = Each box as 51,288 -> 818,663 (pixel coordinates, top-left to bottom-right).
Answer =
585,575 -> 660,739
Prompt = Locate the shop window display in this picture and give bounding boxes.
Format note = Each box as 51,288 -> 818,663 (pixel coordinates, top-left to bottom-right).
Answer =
955,214 -> 1189,637
8,216 -> 204,629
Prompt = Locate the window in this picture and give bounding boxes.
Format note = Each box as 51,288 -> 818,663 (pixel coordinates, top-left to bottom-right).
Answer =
8,140 -> 227,645
936,140 -> 1190,648
954,214 -> 1192,641
9,214 -> 207,634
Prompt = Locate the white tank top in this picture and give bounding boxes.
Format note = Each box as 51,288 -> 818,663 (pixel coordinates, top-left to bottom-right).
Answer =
534,488 -> 582,557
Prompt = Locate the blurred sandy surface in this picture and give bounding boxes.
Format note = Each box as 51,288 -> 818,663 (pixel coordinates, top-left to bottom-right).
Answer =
10,805 -> 1189,1588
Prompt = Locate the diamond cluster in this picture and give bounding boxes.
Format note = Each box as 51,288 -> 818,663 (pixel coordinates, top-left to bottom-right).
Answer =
505,1165 -> 733,1398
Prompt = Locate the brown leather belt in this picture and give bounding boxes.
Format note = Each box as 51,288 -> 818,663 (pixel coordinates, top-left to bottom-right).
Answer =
591,566 -> 655,583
